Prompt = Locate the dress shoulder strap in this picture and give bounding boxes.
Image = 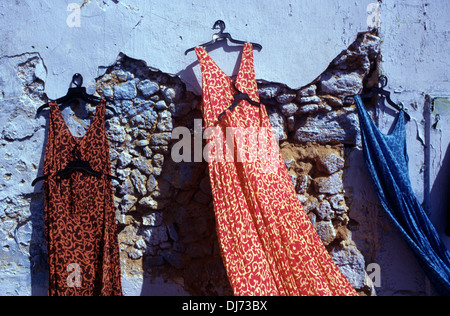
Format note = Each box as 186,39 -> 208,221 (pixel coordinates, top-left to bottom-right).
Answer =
235,43 -> 260,103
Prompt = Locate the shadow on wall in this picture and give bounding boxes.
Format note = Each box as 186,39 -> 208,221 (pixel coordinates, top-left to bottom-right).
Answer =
430,144 -> 450,244
29,135 -> 48,296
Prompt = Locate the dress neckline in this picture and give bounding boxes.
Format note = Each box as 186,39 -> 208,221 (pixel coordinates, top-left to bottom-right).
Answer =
51,99 -> 104,143
354,95 -> 405,138
195,42 -> 252,84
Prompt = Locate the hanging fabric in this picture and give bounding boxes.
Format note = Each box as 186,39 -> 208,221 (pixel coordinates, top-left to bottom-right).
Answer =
195,43 -> 357,296
43,99 -> 122,296
354,95 -> 450,296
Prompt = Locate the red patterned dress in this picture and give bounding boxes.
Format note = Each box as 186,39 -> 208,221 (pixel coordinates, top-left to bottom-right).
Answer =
196,43 -> 357,296
43,100 -> 122,296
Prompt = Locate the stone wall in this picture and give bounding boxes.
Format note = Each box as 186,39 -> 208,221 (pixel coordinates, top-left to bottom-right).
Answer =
98,30 -> 379,295
0,31 -> 379,295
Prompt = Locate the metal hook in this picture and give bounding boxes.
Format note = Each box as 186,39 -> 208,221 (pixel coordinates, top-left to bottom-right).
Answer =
72,73 -> 83,88
378,75 -> 388,88
212,20 -> 226,33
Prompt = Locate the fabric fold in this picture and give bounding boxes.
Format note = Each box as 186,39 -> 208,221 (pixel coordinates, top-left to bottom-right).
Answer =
355,95 -> 450,296
196,43 -> 357,296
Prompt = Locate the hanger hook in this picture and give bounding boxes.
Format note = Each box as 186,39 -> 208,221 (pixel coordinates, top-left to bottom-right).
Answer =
72,73 -> 83,88
378,75 -> 388,88
212,20 -> 226,33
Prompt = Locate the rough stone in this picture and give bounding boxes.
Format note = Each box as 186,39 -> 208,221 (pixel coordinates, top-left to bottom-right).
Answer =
163,161 -> 203,190
145,256 -> 165,267
287,116 -> 295,132
131,156 -> 153,175
130,114 -> 145,128
146,174 -> 158,193
314,171 -> 344,195
194,190 -> 211,205
279,102 -> 299,117
106,118 -> 127,143
118,177 -> 135,196
175,190 -> 195,205
171,102 -> 192,118
296,103 -> 332,115
321,95 -> 344,108
152,179 -> 173,200
296,174 -> 310,194
142,212 -> 164,227
297,95 -> 322,104
266,107 -> 287,141
128,249 -> 143,260
143,146 -> 153,158
258,83 -> 282,99
135,140 -> 150,147
142,226 -> 168,246
103,86 -> 114,99
315,221 -> 336,246
139,196 -> 158,210
330,194 -> 347,214
115,70 -> 134,82
294,110 -> 360,145
139,109 -> 158,128
167,223 -> 179,241
320,71 -> 363,96
317,153 -> 345,175
150,133 -> 172,146
120,195 -> 138,214
117,151 -> 132,168
297,84 -> 317,98
162,85 -> 183,103
303,196 -> 319,213
155,100 -> 168,110
137,79 -> 159,97
3,114 -> 39,141
130,169 -> 148,196
276,92 -> 297,104
330,243 -> 367,290
199,176 -> 212,196
308,212 -> 317,227
157,110 -> 173,132
316,200 -> 334,221
152,154 -> 165,168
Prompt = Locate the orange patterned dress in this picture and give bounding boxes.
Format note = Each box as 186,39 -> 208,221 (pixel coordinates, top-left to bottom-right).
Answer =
195,43 -> 357,296
44,100 -> 122,296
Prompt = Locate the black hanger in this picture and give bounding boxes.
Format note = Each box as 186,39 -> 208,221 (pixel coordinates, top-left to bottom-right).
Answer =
36,73 -> 117,115
185,20 -> 263,55
32,147 -> 122,186
218,82 -> 260,121
347,75 -> 411,121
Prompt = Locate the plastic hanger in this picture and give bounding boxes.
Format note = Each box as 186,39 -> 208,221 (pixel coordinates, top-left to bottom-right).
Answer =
32,147 -> 122,186
36,73 -> 117,115
185,20 -> 262,55
347,75 -> 411,121
218,82 -> 261,121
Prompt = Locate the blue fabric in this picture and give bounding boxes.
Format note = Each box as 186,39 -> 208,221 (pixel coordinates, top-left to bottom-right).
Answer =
355,95 -> 450,296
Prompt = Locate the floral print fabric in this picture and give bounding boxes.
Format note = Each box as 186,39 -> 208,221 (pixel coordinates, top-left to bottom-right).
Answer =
196,43 -> 357,296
